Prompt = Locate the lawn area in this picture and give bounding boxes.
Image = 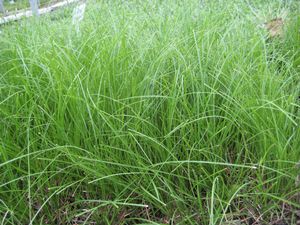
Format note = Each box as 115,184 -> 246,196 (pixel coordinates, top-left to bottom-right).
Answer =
0,0 -> 300,224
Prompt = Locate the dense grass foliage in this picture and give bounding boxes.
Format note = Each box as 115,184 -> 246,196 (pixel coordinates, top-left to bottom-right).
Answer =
1,0 -> 300,224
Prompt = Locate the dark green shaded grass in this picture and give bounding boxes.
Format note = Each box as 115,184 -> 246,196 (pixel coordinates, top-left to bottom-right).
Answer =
0,0 -> 300,224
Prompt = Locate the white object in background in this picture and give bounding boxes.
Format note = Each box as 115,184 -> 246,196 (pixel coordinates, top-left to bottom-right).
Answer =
9,0 -> 15,5
0,0 -> 4,13
0,0 -> 80,25
72,3 -> 86,34
29,0 -> 39,16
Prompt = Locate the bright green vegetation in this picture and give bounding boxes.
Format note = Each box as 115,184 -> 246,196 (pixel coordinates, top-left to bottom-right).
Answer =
1,0 -> 300,224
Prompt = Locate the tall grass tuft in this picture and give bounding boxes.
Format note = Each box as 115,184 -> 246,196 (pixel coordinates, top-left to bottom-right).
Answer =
0,0 -> 300,224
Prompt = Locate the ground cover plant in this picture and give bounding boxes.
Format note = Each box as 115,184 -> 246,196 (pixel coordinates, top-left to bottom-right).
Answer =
0,0 -> 300,224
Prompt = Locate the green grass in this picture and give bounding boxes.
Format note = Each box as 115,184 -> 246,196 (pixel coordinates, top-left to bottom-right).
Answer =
0,0 -> 300,224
